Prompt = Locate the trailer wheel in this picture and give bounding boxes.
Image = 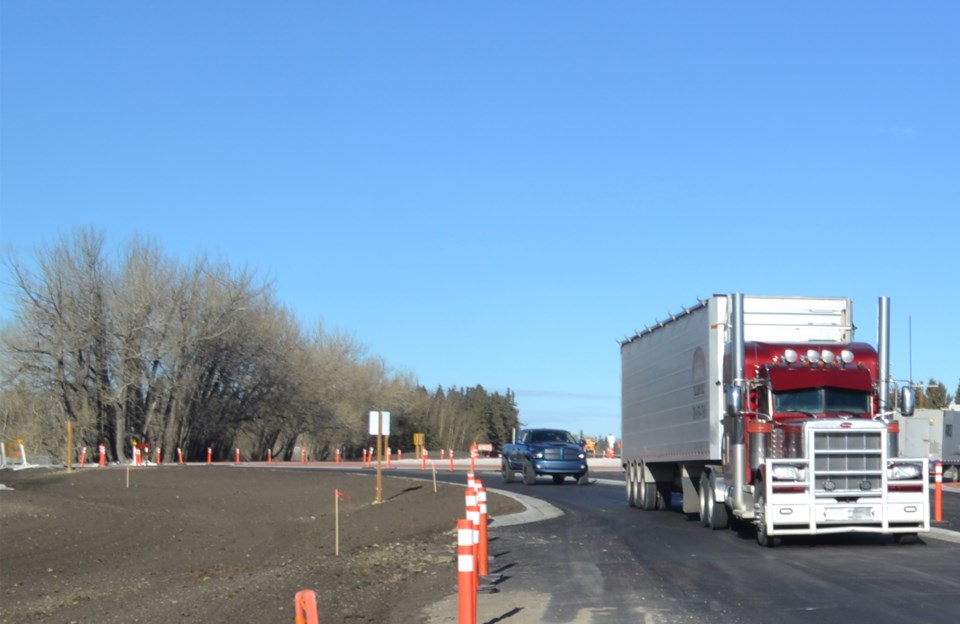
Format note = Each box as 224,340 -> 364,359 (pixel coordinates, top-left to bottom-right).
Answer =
522,460 -> 537,485
501,459 -> 514,484
626,464 -> 637,506
639,482 -> 659,511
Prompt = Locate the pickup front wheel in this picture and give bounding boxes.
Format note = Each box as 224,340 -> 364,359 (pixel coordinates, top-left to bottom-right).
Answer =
522,460 -> 537,485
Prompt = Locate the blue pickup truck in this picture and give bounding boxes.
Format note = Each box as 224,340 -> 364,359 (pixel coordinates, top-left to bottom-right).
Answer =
501,428 -> 589,485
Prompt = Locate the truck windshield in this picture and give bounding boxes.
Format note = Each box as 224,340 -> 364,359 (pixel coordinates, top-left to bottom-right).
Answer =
529,430 -> 578,445
774,388 -> 870,416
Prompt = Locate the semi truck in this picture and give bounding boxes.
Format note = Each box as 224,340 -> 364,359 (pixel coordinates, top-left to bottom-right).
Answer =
620,294 -> 929,546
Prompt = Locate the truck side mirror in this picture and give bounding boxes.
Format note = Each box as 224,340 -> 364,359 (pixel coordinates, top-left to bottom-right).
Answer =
725,386 -> 742,417
900,386 -> 916,417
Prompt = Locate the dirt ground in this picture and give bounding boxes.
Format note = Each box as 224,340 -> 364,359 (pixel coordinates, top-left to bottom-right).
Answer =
0,464 -> 524,624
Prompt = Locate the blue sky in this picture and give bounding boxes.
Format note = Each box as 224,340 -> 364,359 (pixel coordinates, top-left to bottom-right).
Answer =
2,2 -> 958,438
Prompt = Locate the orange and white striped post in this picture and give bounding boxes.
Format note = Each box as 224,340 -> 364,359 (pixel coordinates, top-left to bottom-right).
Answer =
441,449 -> 445,460
79,447 -> 87,468
386,447 -> 392,469
177,447 -> 184,465
155,448 -> 161,465
301,448 -> 306,464
397,449 -> 402,463
207,447 -> 212,465
449,449 -> 455,472
267,448 -> 272,464
457,518 -> 476,624
935,461 -> 943,522
465,489 -> 480,597
235,448 -> 241,464
477,486 -> 489,577
335,448 -> 341,464
98,443 -> 106,467
421,447 -> 428,470
470,443 -> 478,473
294,589 -> 320,624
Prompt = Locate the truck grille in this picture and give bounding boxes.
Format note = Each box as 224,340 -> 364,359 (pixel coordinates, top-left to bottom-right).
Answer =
813,431 -> 883,495
543,448 -> 569,460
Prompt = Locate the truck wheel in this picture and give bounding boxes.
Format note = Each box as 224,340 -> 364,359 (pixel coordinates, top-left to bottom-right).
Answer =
755,485 -> 779,548
501,459 -> 514,483
698,472 -> 710,527
552,475 -> 565,485
576,472 -> 589,486
895,533 -> 918,545
639,482 -> 658,511
707,490 -> 729,530
626,464 -> 638,505
522,460 -> 537,485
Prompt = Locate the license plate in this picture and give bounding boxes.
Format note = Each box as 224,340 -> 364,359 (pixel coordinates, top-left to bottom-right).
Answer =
825,508 -> 853,521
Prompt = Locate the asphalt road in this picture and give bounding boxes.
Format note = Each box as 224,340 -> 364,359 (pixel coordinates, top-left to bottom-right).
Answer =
412,464 -> 960,624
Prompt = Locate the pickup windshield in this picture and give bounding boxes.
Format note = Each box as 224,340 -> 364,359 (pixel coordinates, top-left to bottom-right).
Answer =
527,430 -> 579,445
774,387 -> 871,416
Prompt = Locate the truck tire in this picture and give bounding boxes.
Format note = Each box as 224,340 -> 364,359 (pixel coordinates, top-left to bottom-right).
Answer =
552,475 -> 565,485
522,460 -> 537,485
576,472 -> 589,486
501,459 -> 514,483
755,484 -> 779,547
895,533 -> 918,545
639,482 -> 659,511
626,464 -> 638,506
698,472 -> 711,526
700,471 -> 729,529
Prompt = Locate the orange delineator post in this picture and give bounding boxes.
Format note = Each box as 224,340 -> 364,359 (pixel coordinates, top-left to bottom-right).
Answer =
301,448 -> 306,464
99,443 -> 106,467
457,518 -> 476,624
235,448 -> 241,464
935,461 -> 943,523
335,448 -> 340,464
465,489 -> 480,596
267,448 -> 273,464
477,486 -> 489,577
155,448 -> 161,465
79,447 -> 87,468
177,447 -> 184,465
449,450 -> 455,472
294,589 -> 320,624
421,448 -> 428,470
387,447 -> 392,469
207,447 -> 212,465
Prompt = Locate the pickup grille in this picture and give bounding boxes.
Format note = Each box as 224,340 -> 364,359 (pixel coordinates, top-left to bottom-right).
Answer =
543,448 -> 572,460
813,430 -> 883,495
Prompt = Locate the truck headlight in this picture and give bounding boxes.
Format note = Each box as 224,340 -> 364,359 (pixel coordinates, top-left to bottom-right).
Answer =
533,451 -> 544,459
771,465 -> 806,481
578,453 -> 585,459
887,462 -> 922,480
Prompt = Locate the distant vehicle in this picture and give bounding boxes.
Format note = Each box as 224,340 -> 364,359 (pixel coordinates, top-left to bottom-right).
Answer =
621,294 -> 929,547
501,428 -> 589,485
896,408 -> 960,481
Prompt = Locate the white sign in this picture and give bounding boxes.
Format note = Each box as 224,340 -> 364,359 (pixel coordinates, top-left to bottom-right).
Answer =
368,410 -> 391,435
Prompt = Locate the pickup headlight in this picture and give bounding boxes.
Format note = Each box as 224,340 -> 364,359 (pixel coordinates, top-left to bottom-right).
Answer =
578,453 -> 585,459
887,462 -> 923,480
533,451 -> 544,459
770,465 -> 806,481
